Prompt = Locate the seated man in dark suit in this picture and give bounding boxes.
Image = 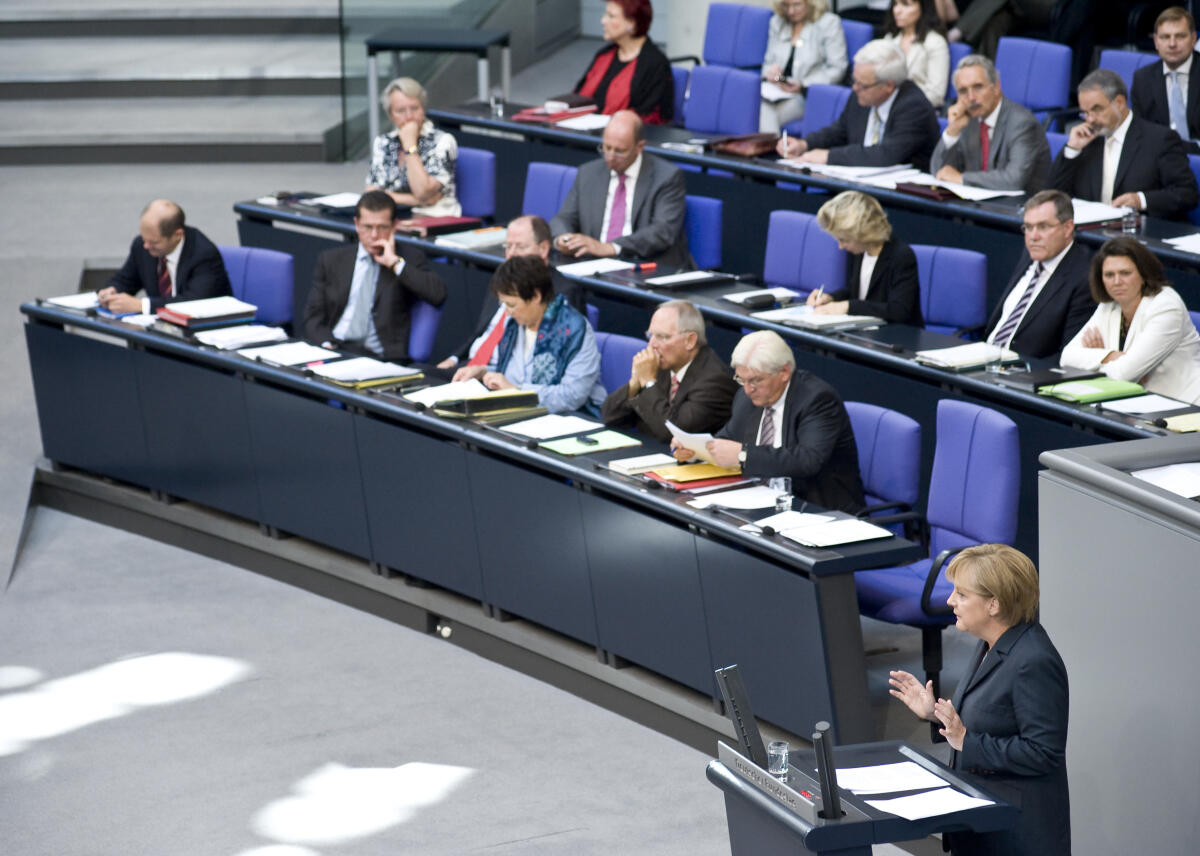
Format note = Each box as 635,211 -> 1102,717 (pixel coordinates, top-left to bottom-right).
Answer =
1131,6 -> 1200,155
983,190 -> 1095,359
1050,68 -> 1198,220
550,109 -> 692,269
98,198 -> 231,314
601,299 -> 738,442
775,39 -> 940,172
303,190 -> 446,362
931,54 -> 1050,195
436,215 -> 584,371
674,330 -> 864,514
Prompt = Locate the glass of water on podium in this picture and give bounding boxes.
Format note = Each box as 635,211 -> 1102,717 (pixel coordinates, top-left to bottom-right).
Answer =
767,740 -> 789,780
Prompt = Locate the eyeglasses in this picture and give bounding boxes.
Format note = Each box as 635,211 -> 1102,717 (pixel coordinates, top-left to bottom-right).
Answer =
1021,221 -> 1063,234
645,330 -> 679,343
851,78 -> 886,91
597,144 -> 635,157
734,373 -> 774,389
356,222 -> 393,234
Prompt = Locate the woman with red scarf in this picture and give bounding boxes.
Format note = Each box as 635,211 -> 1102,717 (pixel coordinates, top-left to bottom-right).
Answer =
574,0 -> 673,125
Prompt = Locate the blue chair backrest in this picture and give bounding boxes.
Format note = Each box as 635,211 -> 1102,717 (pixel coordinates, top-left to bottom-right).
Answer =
703,3 -> 772,68
408,300 -> 443,363
911,244 -> 987,337
783,83 -> 851,138
841,19 -> 873,72
995,37 -> 1072,116
1188,154 -> 1200,227
672,65 -> 690,125
522,162 -> 578,222
1046,130 -> 1068,162
1191,310 -> 1200,334
927,400 -> 1019,558
1098,48 -> 1159,95
217,245 -> 293,326
456,146 -> 496,220
594,330 -> 645,394
762,210 -> 845,297
683,65 -> 761,135
946,42 -> 972,102
845,401 -> 921,509
685,195 -> 723,270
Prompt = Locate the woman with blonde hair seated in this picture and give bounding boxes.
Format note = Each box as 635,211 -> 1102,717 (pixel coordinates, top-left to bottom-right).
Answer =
366,77 -> 460,216
759,0 -> 848,133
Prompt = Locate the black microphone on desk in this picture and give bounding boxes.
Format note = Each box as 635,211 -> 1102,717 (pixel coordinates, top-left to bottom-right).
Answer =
525,438 -> 539,450
759,525 -> 776,537
1152,418 -> 1168,428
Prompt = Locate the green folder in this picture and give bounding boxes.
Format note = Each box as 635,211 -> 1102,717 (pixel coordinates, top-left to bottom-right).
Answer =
1037,376 -> 1144,403
541,430 -> 641,456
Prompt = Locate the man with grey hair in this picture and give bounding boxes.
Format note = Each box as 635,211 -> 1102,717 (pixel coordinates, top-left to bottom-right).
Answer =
1050,68 -> 1197,220
775,39 -> 939,172
674,330 -> 864,514
931,54 -> 1049,194
601,300 -> 737,441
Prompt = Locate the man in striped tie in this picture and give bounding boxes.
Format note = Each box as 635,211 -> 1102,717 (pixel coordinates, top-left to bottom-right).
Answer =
674,330 -> 864,514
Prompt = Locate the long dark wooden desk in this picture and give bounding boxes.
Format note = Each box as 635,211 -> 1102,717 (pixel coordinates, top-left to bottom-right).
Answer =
22,301 -> 929,743
428,102 -> 1200,309
232,198 -> 1166,560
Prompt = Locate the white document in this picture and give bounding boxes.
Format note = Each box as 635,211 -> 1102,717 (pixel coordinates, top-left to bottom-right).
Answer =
915,341 -> 1017,369
435,226 -> 507,249
117,313 -> 159,328
665,419 -> 715,464
46,292 -> 100,310
403,379 -> 488,407
782,161 -> 912,180
835,761 -> 949,795
688,486 -> 782,510
303,192 -> 362,208
644,270 -> 724,286
163,295 -> 256,318
556,113 -> 611,131
1100,393 -> 1191,415
869,170 -> 1023,199
309,357 -> 421,382
1165,233 -> 1200,255
779,518 -> 892,547
1071,198 -> 1127,226
502,413 -> 604,439
752,304 -> 813,323
760,81 -> 793,103
723,287 -> 802,305
237,341 -> 335,366
865,786 -> 994,821
753,511 -> 834,531
194,324 -> 288,349
1130,462 -> 1200,498
608,452 -> 679,475
556,258 -> 637,277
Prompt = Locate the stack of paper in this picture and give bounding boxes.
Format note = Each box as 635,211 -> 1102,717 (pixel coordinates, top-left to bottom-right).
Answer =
541,430 -> 641,455
608,452 -> 678,475
1165,233 -> 1200,255
404,379 -> 488,407
556,258 -> 637,277
45,292 -> 99,311
555,113 -> 611,131
301,192 -> 361,208
914,342 -> 1018,370
1071,198 -> 1128,226
237,341 -> 334,366
434,226 -> 507,249
722,287 -> 801,305
194,325 -> 287,349
777,517 -> 893,547
502,413 -> 604,439
309,357 -> 422,387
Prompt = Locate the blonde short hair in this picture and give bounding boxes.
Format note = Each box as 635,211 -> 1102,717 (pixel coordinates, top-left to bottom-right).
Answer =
381,77 -> 427,111
817,190 -> 893,246
730,330 -> 795,374
946,544 -> 1040,626
772,0 -> 830,22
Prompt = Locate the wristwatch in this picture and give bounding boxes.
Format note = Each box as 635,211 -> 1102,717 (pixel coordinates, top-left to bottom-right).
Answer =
738,450 -> 748,465
405,146 -> 419,156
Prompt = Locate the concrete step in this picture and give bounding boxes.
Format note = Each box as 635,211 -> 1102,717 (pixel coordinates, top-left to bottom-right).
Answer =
2,0 -> 340,36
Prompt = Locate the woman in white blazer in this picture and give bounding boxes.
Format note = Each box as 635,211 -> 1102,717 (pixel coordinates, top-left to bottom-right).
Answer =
882,0 -> 950,108
1061,237 -> 1200,404
759,0 -> 849,133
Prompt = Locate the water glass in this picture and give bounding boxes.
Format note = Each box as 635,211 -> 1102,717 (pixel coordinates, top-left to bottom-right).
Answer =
1121,207 -> 1140,234
767,740 -> 789,779
768,477 -> 792,513
489,88 -> 505,118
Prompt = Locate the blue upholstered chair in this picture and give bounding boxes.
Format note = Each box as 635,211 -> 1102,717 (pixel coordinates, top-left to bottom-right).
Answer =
217,245 -> 293,326
522,162 -> 578,222
672,65 -> 690,124
685,194 -> 723,270
1191,310 -> 1200,334
455,146 -> 496,220
782,83 -> 852,139
594,331 -> 645,395
682,65 -> 761,136
1045,130 -> 1068,162
1098,48 -> 1158,95
702,3 -> 772,68
1187,155 -> 1200,227
855,400 -> 1019,699
845,401 -> 922,539
994,37 -> 1072,126
911,244 -> 987,339
762,210 -> 845,298
407,300 -> 443,363
841,19 -> 873,77
946,42 -> 972,103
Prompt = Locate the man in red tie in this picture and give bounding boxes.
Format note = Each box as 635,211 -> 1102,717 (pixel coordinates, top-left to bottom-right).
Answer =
550,109 -> 692,269
931,54 -> 1049,195
600,300 -> 737,442
98,199 -> 231,315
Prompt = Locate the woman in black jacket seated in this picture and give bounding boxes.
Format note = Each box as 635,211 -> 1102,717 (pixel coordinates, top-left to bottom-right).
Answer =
809,189 -> 923,326
574,0 -> 673,124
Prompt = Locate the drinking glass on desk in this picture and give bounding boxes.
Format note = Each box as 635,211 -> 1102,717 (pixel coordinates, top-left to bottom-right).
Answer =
489,87 -> 505,118
769,477 -> 792,513
1120,207 -> 1141,235
981,343 -> 1006,374
767,740 -> 789,780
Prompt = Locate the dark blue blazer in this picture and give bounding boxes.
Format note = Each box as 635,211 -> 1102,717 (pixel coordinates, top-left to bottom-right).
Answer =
804,79 -> 940,172
107,226 -> 232,311
829,238 -> 923,326
948,622 -> 1070,856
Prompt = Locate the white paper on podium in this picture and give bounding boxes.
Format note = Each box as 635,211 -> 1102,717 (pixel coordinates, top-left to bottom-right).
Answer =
865,786 -> 994,820
835,761 -> 949,794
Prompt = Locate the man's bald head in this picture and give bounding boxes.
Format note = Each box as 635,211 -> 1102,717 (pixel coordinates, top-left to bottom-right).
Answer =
600,110 -> 646,174
138,199 -> 186,258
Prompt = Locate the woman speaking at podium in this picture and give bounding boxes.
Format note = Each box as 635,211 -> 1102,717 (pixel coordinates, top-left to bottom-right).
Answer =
889,544 -> 1070,855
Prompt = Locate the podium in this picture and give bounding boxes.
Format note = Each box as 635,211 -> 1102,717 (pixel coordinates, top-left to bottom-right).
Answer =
707,741 -> 1015,855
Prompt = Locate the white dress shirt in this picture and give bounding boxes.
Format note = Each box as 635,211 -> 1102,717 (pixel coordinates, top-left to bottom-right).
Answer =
332,244 -> 383,356
756,379 -> 790,449
864,88 -> 900,147
1064,109 -> 1144,208
986,241 -> 1074,345
858,251 -> 880,300
1164,53 -> 1193,111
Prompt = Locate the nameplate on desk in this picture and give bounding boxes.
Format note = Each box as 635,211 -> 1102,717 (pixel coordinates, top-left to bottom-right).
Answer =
460,123 -> 525,142
717,741 -> 819,823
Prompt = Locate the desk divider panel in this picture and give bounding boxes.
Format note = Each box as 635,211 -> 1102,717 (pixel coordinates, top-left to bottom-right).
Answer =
353,412 -> 484,598
466,451 -> 598,645
24,322 -> 153,489
243,380 -> 372,559
131,348 -> 260,522
579,490 -> 716,696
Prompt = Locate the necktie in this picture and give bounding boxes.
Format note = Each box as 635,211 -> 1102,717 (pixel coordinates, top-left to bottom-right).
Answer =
467,311 -> 508,367
1101,135 -> 1118,205
156,257 -> 172,297
992,262 -> 1044,349
979,121 -> 990,171
869,108 -> 882,146
1169,71 -> 1190,142
605,173 -> 627,242
669,373 -> 680,403
343,254 -> 377,342
758,406 -> 775,446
